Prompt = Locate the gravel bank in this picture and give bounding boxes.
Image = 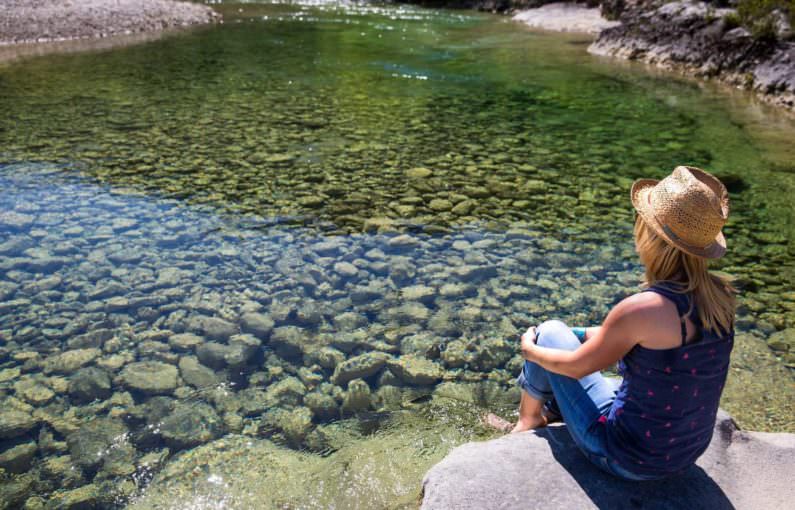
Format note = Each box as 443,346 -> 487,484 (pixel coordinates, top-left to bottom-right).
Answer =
513,2 -> 620,35
0,0 -> 219,46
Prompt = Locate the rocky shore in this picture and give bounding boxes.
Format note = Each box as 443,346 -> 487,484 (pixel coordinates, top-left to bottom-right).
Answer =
589,1 -> 795,111
430,0 -> 795,111
0,0 -> 219,46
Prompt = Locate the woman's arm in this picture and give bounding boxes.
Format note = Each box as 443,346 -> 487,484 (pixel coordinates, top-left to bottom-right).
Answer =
583,326 -> 601,341
521,293 -> 660,379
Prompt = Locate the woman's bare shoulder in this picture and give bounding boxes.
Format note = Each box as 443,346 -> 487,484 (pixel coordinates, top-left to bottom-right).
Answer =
608,291 -> 681,347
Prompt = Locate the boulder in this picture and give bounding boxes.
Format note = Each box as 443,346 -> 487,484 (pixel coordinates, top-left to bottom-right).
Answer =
421,411 -> 795,510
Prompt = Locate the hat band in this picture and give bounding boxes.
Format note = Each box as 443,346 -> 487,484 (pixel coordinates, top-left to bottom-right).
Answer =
661,224 -> 712,252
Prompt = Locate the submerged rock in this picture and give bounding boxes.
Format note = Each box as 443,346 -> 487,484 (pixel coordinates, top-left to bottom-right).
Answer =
305,392 -> 340,421
241,312 -> 275,338
0,440 -> 37,473
119,361 -> 179,395
168,332 -> 203,352
42,348 -> 101,375
387,356 -> 444,386
178,356 -> 222,389
260,406 -> 313,447
0,409 -> 37,439
68,367 -> 112,403
45,483 -> 100,510
270,326 -> 307,359
421,410 -> 795,509
185,315 -> 237,341
14,378 -> 55,406
332,352 -> 391,386
160,402 -> 224,450
341,378 -> 373,415
67,418 -> 128,471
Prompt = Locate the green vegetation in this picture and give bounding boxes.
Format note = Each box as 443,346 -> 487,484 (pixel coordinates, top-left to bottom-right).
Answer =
736,0 -> 794,40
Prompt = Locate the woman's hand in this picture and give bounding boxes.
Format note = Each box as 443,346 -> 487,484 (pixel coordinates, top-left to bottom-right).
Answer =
520,326 -> 538,362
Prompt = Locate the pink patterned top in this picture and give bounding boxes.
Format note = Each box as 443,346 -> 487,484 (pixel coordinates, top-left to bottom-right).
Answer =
604,283 -> 734,477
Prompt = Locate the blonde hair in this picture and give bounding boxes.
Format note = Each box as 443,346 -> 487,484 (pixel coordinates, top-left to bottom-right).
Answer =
634,216 -> 736,336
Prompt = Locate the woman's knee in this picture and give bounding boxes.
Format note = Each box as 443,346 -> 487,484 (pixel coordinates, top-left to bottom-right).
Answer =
536,320 -> 575,349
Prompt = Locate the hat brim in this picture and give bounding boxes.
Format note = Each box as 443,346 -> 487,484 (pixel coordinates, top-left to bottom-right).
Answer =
631,179 -> 727,259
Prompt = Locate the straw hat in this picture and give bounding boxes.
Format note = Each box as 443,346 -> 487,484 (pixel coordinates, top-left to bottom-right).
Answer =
631,166 -> 729,259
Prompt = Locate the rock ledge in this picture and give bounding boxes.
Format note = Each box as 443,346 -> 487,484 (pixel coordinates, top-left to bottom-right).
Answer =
421,410 -> 795,509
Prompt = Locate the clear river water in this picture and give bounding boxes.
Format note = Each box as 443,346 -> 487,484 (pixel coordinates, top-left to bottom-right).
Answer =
0,1 -> 793,508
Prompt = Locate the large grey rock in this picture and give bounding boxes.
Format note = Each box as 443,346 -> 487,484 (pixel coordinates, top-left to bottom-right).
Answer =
421,411 -> 795,510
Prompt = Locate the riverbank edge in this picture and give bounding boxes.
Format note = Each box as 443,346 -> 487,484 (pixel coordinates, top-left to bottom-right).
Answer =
588,2 -> 795,113
0,0 -> 220,49
405,0 -> 795,113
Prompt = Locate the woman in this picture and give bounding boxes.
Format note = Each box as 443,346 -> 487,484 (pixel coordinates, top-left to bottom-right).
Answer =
487,166 -> 736,481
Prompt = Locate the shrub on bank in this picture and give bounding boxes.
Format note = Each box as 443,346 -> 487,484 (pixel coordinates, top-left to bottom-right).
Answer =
736,0 -> 794,40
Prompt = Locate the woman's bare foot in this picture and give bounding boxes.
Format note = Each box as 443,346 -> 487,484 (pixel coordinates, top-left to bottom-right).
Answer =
483,413 -> 547,433
510,414 -> 548,433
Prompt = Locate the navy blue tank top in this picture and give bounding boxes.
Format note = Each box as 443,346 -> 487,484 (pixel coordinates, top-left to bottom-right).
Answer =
604,283 -> 734,478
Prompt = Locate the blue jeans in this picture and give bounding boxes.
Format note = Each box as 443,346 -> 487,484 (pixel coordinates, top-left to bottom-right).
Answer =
516,320 -> 658,481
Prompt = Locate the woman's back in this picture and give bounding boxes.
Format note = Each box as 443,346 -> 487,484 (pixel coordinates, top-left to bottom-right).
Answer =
604,283 -> 734,477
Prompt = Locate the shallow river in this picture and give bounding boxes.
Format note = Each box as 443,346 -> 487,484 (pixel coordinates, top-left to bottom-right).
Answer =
0,1 -> 793,508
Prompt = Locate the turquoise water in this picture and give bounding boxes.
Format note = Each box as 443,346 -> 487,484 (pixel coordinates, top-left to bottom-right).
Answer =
0,2 -> 793,508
